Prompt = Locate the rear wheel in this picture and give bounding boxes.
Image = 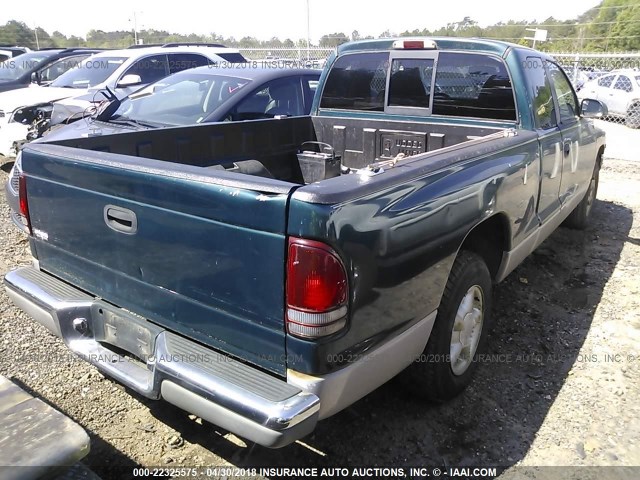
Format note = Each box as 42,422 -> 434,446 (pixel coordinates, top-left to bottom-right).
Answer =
564,162 -> 600,230
399,251 -> 492,402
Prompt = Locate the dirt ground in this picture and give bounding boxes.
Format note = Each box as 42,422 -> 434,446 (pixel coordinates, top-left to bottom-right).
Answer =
0,155 -> 638,480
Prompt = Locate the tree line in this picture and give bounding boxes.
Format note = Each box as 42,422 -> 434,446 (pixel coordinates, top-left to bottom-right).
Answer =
0,0 -> 638,53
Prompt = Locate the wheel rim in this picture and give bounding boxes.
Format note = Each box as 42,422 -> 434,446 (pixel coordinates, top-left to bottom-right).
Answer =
450,285 -> 484,376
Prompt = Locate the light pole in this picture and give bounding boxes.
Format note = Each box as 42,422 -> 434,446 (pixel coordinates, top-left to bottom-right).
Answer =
306,0 -> 310,60
34,26 -> 40,49
129,11 -> 143,45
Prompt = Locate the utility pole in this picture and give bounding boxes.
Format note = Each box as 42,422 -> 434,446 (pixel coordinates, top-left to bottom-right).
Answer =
578,25 -> 585,51
34,26 -> 40,49
605,23 -> 612,52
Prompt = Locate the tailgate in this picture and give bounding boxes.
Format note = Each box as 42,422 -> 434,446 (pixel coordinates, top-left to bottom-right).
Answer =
22,144 -> 296,375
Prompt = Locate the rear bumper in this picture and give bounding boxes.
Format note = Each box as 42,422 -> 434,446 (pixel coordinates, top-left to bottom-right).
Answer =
4,266 -> 320,448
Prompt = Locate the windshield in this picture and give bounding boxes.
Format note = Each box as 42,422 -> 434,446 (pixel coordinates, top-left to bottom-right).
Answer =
110,72 -> 252,126
0,51 -> 57,81
50,56 -> 127,88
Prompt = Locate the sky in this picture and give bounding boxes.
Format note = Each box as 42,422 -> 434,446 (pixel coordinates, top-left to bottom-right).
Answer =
2,0 -> 603,42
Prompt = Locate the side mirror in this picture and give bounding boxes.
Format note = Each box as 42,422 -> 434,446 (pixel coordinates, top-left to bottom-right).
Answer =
581,99 -> 607,118
116,74 -> 142,88
30,71 -> 40,84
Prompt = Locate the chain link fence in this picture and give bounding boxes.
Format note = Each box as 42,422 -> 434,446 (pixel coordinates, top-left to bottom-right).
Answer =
238,47 -> 334,69
552,53 -> 640,128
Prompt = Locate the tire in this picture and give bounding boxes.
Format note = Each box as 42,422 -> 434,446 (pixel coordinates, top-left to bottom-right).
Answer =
564,162 -> 600,230
625,104 -> 640,129
398,251 -> 493,402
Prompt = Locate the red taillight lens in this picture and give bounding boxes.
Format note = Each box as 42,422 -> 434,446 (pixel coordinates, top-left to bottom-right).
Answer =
286,238 -> 348,338
403,40 -> 425,49
18,174 -> 32,234
287,240 -> 346,311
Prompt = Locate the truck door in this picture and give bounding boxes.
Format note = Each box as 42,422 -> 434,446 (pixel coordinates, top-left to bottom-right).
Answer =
526,56 -> 563,225
546,61 -> 590,208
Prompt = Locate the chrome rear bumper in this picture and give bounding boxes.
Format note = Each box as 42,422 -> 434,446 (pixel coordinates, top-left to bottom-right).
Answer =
4,266 -> 319,448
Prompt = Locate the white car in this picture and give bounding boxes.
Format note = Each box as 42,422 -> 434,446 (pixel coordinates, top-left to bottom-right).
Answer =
0,46 -> 31,62
578,69 -> 640,128
0,44 -> 247,156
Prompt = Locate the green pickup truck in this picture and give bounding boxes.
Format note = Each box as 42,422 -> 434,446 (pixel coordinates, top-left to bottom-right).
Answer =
5,37 -> 606,448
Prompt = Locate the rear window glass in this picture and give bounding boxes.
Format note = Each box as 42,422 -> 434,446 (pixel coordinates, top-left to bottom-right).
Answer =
432,52 -> 516,121
388,58 -> 434,108
320,52 -> 389,111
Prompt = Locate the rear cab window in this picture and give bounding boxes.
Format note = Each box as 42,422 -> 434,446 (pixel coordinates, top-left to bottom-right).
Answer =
386,55 -> 436,114
320,52 -> 388,111
320,48 -> 517,122
432,52 -> 516,120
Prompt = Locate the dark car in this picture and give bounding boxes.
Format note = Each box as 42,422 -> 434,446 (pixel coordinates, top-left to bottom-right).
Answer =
40,66 -> 320,141
0,48 -> 103,93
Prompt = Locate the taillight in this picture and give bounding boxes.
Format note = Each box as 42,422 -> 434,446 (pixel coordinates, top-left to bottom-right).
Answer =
286,237 -> 348,338
18,174 -> 32,235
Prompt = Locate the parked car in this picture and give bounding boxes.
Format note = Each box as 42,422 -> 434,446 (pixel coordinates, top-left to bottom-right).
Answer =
0,46 -> 31,63
0,44 -> 248,156
0,48 -> 102,93
39,66 -> 320,142
5,66 -> 320,223
6,38 -> 605,448
578,68 -> 640,127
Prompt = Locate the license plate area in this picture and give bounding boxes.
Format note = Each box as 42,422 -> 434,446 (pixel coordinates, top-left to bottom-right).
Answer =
91,302 -> 164,362
379,131 -> 427,159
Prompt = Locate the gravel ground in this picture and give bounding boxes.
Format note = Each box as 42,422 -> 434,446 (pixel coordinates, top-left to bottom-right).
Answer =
0,156 -> 638,479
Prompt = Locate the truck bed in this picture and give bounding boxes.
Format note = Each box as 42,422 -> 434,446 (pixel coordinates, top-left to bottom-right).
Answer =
45,116 -> 504,184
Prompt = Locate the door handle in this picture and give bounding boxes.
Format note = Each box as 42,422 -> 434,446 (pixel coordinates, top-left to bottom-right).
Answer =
104,205 -> 137,234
